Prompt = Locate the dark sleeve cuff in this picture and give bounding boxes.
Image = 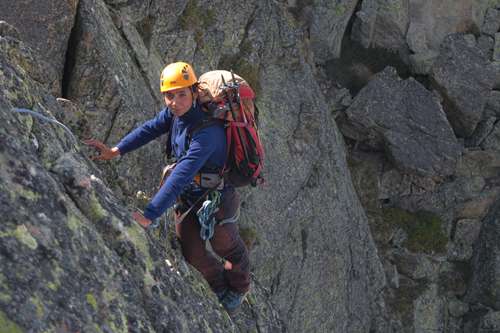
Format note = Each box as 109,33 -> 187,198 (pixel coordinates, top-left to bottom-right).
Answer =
143,205 -> 160,221
115,141 -> 131,156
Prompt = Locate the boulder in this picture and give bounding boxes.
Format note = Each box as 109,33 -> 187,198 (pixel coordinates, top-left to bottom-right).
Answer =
351,0 -> 409,51
414,284 -> 445,333
390,250 -> 438,280
342,67 -> 461,178
448,219 -> 482,261
351,0 -> 499,74
431,34 -> 497,137
481,8 -> 500,37
456,149 -> 500,179
494,33 -> 500,62
477,35 -> 495,60
486,91 -> 500,117
493,61 -> 500,90
448,298 -> 469,318
466,201 -> 500,310
0,20 -> 20,40
467,116 -> 497,148
479,311 -> 500,332
481,121 -> 500,150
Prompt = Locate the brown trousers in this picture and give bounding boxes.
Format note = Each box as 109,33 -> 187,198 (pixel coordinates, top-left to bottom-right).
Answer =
175,190 -> 250,294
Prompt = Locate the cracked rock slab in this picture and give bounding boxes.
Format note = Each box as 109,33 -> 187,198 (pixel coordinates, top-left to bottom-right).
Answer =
341,67 -> 461,178
0,0 -> 78,90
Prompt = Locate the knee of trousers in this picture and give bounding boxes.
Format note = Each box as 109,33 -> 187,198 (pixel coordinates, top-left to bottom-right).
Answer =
182,247 -> 208,267
184,253 -> 221,275
225,245 -> 250,271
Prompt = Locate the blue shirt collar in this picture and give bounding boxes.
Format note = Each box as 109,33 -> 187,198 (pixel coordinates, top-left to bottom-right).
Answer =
178,103 -> 205,125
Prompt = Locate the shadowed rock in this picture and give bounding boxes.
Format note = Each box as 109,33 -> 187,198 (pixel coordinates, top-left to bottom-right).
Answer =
0,0 -> 78,91
341,67 -> 461,178
351,0 -> 498,74
466,200 -> 500,311
306,0 -> 359,62
351,0 -> 409,52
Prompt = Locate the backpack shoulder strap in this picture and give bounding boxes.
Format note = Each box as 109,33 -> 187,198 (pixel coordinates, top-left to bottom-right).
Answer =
165,117 -> 175,159
187,119 -> 224,142
186,119 -> 226,175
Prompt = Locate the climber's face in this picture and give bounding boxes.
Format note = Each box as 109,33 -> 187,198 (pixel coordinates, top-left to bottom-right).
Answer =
163,87 -> 195,117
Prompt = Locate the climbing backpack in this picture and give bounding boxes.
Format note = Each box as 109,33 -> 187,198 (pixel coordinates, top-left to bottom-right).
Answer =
196,70 -> 264,187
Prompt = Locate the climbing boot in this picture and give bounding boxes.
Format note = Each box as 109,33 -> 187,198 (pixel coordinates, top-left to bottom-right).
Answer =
215,288 -> 227,302
221,290 -> 247,314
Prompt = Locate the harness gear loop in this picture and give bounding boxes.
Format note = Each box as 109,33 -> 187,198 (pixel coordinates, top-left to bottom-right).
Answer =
196,190 -> 221,240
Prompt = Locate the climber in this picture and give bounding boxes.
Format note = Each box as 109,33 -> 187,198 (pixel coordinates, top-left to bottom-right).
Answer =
84,62 -> 250,313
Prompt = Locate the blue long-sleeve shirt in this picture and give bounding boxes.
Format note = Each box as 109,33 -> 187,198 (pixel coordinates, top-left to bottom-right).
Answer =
116,104 -> 226,221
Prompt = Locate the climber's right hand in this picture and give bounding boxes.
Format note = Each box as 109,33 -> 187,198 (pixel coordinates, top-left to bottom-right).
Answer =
83,139 -> 120,160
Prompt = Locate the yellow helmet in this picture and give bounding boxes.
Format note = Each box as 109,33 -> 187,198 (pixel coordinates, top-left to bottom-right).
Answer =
160,62 -> 197,92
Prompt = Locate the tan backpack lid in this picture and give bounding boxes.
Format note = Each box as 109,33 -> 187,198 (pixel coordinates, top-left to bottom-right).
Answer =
197,70 -> 248,103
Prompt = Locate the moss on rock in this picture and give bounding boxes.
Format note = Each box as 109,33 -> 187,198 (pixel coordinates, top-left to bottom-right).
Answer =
179,0 -> 216,30
239,226 -> 258,250
14,225 -> 38,250
67,214 -> 81,232
0,310 -> 23,333
86,293 -> 98,311
489,0 -> 500,7
179,0 -> 216,45
334,4 -> 347,16
88,193 -> 108,221
0,273 -> 11,304
47,282 -> 58,291
30,296 -> 44,319
15,187 -> 40,201
125,225 -> 154,272
382,208 -> 447,254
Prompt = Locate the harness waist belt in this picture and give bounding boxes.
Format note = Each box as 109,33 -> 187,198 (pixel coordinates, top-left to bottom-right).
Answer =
193,172 -> 224,190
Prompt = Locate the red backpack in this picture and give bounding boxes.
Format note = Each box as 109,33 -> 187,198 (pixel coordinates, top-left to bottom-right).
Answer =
196,70 -> 264,187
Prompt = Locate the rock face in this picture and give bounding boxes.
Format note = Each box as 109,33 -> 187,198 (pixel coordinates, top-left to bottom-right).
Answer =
0,23 -> 286,333
431,34 -> 497,138
249,67 -> 387,332
0,1 -> 388,332
306,0 -> 359,61
64,0 -> 165,199
341,67 -> 461,178
0,23 -> 290,332
2,0 -> 500,331
0,0 -> 78,92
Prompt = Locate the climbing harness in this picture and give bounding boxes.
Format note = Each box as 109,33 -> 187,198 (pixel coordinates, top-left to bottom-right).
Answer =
197,191 -> 221,240
11,108 -> 79,147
